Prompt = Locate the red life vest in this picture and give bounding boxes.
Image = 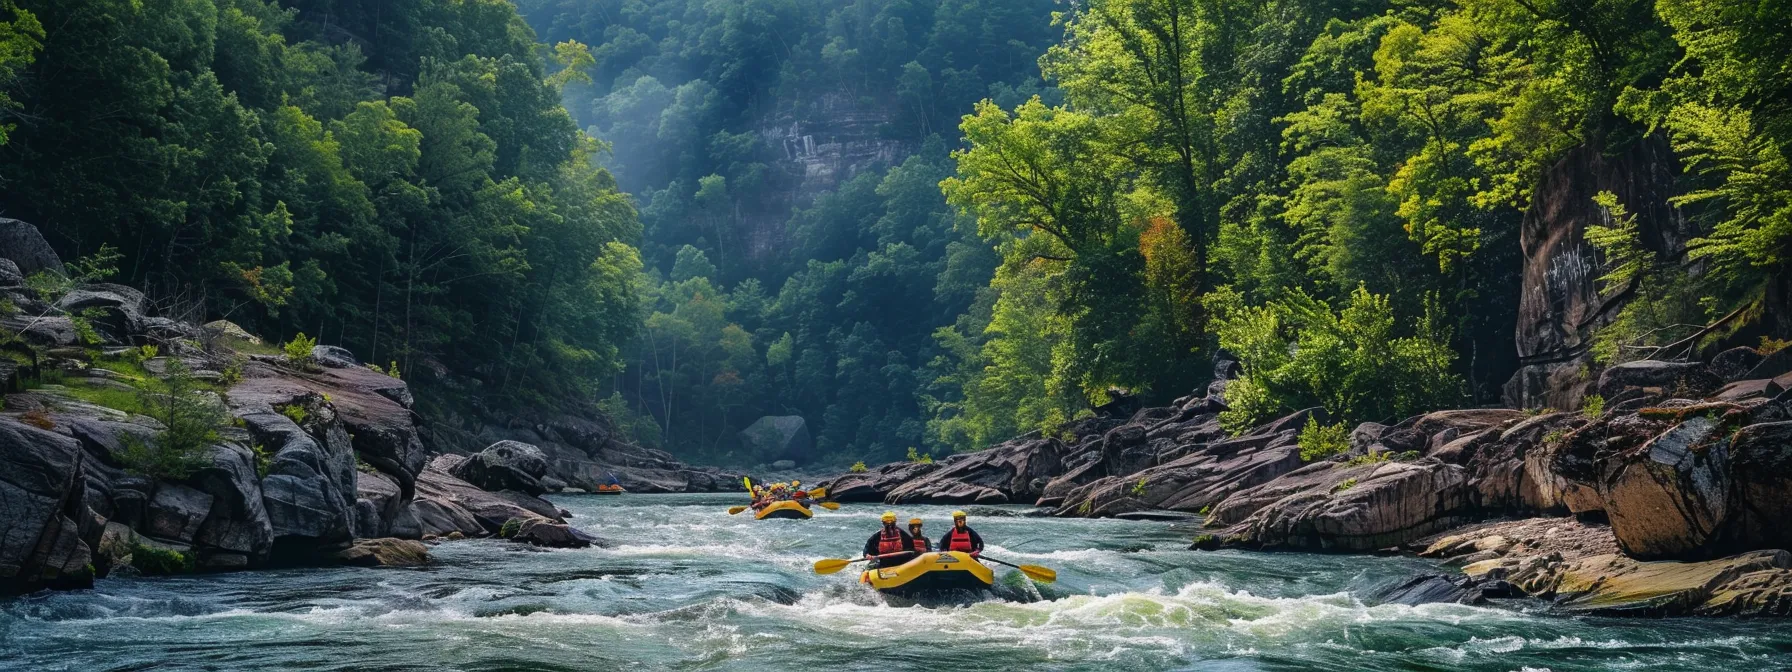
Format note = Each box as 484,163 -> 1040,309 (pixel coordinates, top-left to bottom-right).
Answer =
877,527 -> 907,554
945,527 -> 975,552
910,533 -> 929,553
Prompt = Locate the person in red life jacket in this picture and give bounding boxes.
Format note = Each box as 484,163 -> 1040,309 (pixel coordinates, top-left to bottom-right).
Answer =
862,511 -> 915,567
938,510 -> 984,557
908,518 -> 932,553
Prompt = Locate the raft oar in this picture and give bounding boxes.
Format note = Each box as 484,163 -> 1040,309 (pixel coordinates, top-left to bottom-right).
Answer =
812,552 -> 908,575
817,501 -> 840,510
979,556 -> 1057,583
727,506 -> 750,515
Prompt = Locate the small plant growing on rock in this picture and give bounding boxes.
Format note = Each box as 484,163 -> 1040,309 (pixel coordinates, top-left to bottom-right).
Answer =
1297,418 -> 1351,462
251,443 -> 272,478
122,359 -> 229,481
499,518 -> 523,539
1582,394 -> 1606,420
849,461 -> 868,473
387,361 -> 401,379
1332,478 -> 1358,493
1761,336 -> 1791,355
129,543 -> 194,575
1130,476 -> 1149,497
133,344 -> 159,362
278,403 -> 308,426
283,332 -> 317,369
219,356 -> 244,386
1077,500 -> 1093,515
906,447 -> 933,464
1542,429 -> 1568,445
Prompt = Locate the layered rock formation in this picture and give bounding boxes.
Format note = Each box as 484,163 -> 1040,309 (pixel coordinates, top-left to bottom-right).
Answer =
0,223 -> 603,594
823,345 -> 1792,616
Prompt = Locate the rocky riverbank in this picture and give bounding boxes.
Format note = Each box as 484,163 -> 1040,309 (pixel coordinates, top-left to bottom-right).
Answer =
0,221 -> 727,595
820,349 -> 1792,616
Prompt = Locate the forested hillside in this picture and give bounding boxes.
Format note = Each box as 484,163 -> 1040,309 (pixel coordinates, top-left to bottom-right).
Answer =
0,0 -> 642,412
517,0 -> 1066,461
2,0 -> 1786,469
527,0 -> 1790,465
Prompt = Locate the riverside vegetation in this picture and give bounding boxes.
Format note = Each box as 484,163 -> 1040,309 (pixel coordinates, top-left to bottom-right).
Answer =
3,0 -> 1792,649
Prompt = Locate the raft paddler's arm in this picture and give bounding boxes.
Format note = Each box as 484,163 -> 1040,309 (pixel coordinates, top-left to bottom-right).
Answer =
970,528 -> 985,553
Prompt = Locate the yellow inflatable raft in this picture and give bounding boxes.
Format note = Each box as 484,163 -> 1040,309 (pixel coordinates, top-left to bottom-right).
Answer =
754,500 -> 814,520
859,552 -> 994,597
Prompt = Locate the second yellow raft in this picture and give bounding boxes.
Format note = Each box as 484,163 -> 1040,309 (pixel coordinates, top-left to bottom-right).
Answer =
754,500 -> 814,520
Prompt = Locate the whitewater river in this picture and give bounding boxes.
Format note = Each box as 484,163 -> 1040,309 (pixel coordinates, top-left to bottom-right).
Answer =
5,493 -> 1792,671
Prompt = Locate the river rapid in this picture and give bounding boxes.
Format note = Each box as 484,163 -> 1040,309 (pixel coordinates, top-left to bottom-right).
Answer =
4,493 -> 1791,671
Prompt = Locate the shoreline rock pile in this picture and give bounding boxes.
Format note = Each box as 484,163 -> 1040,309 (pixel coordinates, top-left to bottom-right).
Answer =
821,347 -> 1792,616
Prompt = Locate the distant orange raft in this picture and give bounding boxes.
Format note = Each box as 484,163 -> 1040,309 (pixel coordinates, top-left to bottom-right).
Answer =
594,484 -> 626,495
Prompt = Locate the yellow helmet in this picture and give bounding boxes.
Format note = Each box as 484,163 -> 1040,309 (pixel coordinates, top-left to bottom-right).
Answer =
792,480 -> 801,487
908,518 -> 923,526
881,511 -> 897,523
952,510 -> 967,519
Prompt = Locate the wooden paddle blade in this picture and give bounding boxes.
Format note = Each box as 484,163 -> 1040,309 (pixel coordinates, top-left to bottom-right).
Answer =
809,487 -> 828,499
1018,564 -> 1057,583
818,501 -> 841,510
812,558 -> 853,575
727,506 -> 748,515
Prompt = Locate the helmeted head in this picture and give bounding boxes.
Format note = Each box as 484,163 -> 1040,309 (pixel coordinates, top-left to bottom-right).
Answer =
908,518 -> 923,532
952,510 -> 967,528
792,480 -> 801,487
881,511 -> 897,525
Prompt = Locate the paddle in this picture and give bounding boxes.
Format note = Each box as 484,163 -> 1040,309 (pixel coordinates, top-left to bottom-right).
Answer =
727,506 -> 749,515
809,486 -> 828,499
729,477 -> 756,514
978,556 -> 1057,583
818,501 -> 841,510
812,551 -> 909,575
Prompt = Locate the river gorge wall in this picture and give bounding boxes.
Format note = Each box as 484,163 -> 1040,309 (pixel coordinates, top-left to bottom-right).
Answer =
819,346 -> 1792,616
0,221 -> 735,595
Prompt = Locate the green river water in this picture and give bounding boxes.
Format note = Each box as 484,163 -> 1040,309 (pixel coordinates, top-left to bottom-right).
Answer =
4,493 -> 1790,671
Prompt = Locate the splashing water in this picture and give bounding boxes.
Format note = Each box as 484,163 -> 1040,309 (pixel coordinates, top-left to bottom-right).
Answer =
3,493 -> 1789,671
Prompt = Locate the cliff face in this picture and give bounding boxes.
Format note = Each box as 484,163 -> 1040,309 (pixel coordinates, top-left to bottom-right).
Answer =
1504,137 -> 1697,410
735,94 -> 909,265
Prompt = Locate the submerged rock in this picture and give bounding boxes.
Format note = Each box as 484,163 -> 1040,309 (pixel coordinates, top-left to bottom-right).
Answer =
332,538 -> 431,567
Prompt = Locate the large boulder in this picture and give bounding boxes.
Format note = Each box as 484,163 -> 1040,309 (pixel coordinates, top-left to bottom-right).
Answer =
0,417 -> 96,593
411,456 -> 561,536
1208,459 -> 1473,552
54,284 -> 148,343
1595,360 -> 1721,401
738,415 -> 811,464
816,462 -> 940,502
450,440 -> 551,496
1055,412 -> 1311,518
186,443 -> 274,568
1503,138 -> 1694,411
884,437 -> 1066,504
508,519 -> 597,548
230,361 -> 425,498
238,402 -> 358,548
0,218 -> 64,276
332,538 -> 430,567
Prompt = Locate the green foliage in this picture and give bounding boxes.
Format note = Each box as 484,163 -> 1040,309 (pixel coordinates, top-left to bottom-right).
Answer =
1297,419 -> 1352,463
1762,337 -> 1791,356
849,461 -> 868,474
219,356 -> 245,387
251,443 -> 272,478
906,447 -> 933,465
133,345 -> 159,363
1213,286 -> 1462,433
1332,478 -> 1358,494
129,543 -> 194,575
1,0 -> 642,411
1582,394 -> 1606,419
278,404 -> 308,426
1130,476 -> 1149,497
282,333 -> 317,369
121,360 -> 229,481
498,518 -> 522,539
